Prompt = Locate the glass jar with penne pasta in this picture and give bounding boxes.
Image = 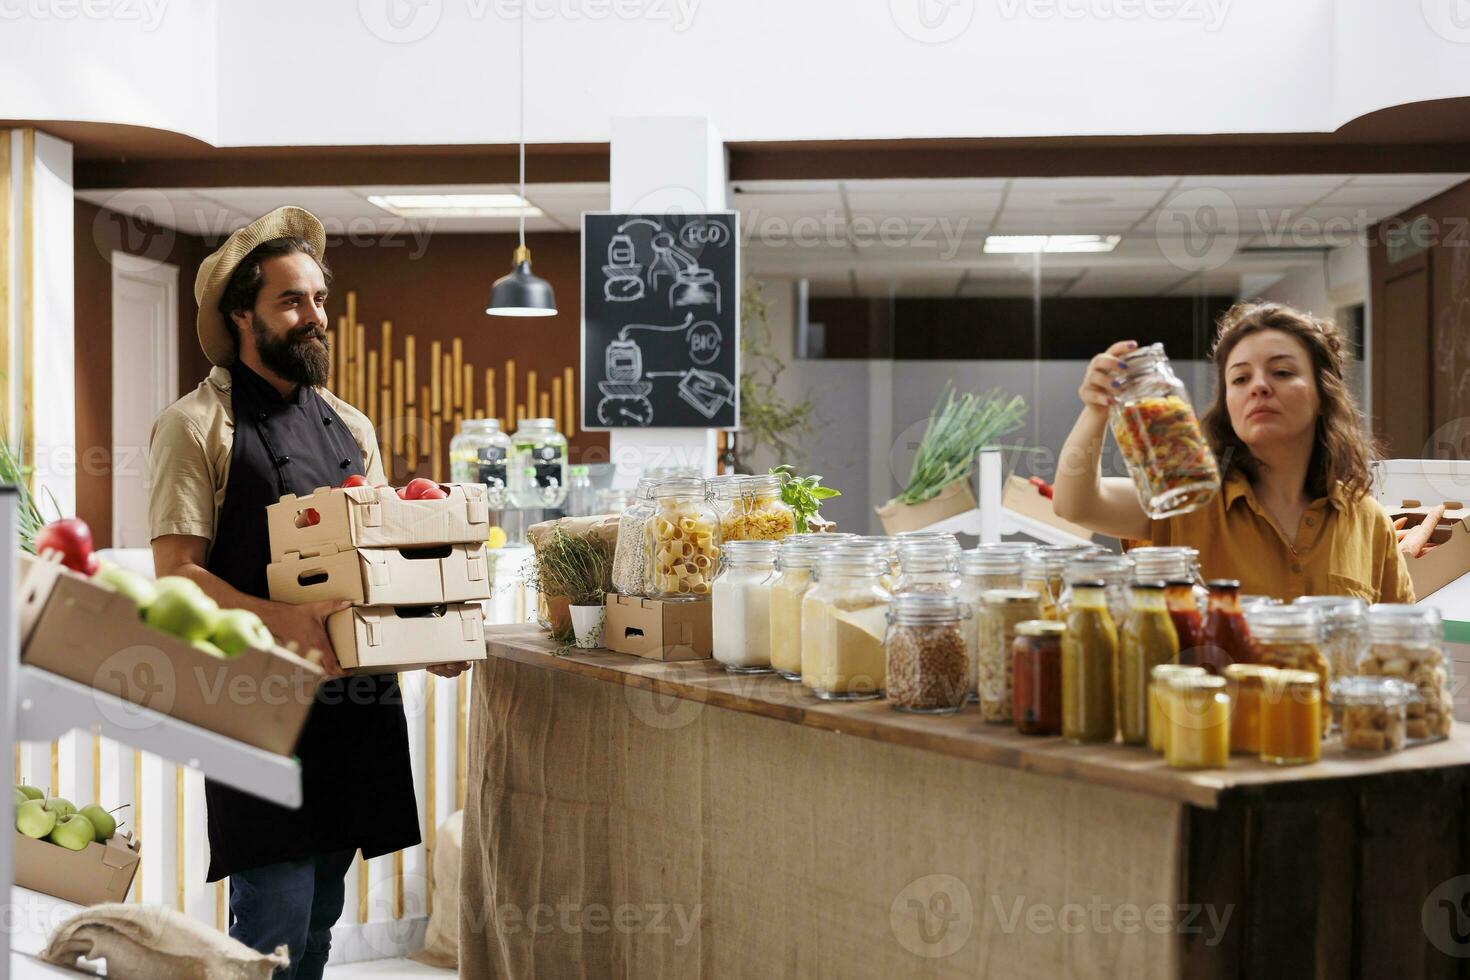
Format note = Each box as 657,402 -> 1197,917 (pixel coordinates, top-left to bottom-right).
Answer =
645,479 -> 723,600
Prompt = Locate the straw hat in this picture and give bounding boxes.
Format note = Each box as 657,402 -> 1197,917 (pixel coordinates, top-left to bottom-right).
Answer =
193,206 -> 327,367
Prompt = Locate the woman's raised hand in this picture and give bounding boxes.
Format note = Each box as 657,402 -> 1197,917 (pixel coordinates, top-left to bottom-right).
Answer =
1078,340 -> 1139,412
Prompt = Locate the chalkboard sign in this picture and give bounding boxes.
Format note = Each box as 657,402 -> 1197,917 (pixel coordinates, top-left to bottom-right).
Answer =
581,212 -> 740,429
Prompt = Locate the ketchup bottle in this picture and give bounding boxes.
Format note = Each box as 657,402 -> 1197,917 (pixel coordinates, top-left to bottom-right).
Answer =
1189,579 -> 1254,674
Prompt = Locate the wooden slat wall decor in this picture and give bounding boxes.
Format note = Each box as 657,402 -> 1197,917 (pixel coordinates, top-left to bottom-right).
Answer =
326,291 -> 577,481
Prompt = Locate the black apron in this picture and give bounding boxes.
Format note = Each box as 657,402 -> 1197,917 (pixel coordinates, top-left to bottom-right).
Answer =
203,361 -> 421,881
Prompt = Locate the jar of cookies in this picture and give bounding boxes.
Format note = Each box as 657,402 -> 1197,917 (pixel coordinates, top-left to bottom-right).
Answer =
1363,605 -> 1454,743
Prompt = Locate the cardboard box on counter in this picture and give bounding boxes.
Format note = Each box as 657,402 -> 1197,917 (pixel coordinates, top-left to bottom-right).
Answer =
1390,501 -> 1470,599
604,594 -> 711,661
268,542 -> 490,606
19,556 -> 323,757
15,830 -> 140,906
268,483 -> 490,562
874,478 -> 976,535
326,603 -> 488,674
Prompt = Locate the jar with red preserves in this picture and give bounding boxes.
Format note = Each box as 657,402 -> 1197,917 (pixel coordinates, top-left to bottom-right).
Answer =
1013,620 -> 1066,736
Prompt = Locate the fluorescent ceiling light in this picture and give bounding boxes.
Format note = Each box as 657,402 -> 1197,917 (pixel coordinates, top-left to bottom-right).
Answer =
984,234 -> 1121,254
367,193 -> 543,218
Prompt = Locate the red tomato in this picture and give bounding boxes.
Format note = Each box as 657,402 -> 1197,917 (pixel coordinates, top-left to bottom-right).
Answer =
395,487 -> 409,499
295,508 -> 322,528
35,518 -> 95,576
402,478 -> 440,500
416,486 -> 448,500
341,475 -> 368,488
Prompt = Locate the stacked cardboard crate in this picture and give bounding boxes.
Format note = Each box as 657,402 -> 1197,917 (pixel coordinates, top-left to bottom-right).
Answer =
266,483 -> 493,673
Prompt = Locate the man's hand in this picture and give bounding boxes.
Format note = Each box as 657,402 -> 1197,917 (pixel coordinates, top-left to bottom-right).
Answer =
1395,505 -> 1446,560
260,599 -> 353,678
427,662 -> 471,678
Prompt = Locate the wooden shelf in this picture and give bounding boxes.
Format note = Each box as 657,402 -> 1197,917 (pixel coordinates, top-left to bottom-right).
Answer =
485,622 -> 1470,810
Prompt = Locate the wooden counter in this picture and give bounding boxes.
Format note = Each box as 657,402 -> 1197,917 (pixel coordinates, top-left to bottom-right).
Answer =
461,624 -> 1470,979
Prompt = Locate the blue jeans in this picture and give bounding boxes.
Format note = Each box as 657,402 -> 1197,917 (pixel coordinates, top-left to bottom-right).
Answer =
229,849 -> 357,980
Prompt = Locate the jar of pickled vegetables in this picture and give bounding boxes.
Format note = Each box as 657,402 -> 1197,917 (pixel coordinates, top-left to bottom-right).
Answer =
1013,620 -> 1066,735
712,540 -> 779,674
1149,664 -> 1205,754
893,539 -> 962,596
718,475 -> 796,542
978,589 -> 1043,723
1023,546 -> 1099,621
801,552 -> 892,701
767,538 -> 827,681
1061,580 -> 1119,743
644,480 -> 721,600
1108,342 -> 1221,519
1166,674 -> 1230,769
1247,605 -> 1329,737
611,478 -> 658,596
1061,554 -> 1134,624
958,549 -> 1026,702
1223,663 -> 1274,755
1118,582 -> 1180,746
1333,676 -> 1413,755
1363,604 -> 1454,743
1259,669 -> 1321,765
884,593 -> 970,714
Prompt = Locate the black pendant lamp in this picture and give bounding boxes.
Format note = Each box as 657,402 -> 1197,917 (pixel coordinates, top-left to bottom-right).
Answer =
487,0 -> 556,318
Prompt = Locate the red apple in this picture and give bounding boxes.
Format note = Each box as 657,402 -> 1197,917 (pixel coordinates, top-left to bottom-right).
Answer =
416,486 -> 448,500
395,487 -> 409,499
36,518 -> 95,576
402,478 -> 439,500
294,508 -> 322,528
340,475 -> 368,488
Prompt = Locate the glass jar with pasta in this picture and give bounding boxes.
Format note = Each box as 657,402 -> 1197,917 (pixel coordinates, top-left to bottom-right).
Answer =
644,479 -> 721,600
717,475 -> 797,542
1363,604 -> 1454,743
610,478 -> 658,596
1108,343 -> 1220,519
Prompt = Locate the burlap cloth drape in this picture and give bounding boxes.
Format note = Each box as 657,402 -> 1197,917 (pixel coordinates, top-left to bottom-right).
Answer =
459,654 -> 1183,979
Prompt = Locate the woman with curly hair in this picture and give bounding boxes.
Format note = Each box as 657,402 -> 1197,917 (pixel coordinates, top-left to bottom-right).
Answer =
1053,301 -> 1414,603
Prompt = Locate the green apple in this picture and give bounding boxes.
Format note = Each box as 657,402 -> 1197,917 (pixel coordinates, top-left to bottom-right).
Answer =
15,800 -> 56,839
192,639 -> 228,659
16,784 -> 42,801
210,609 -> 272,657
43,797 -> 76,818
48,813 -> 96,851
78,804 -> 116,842
95,564 -> 158,617
146,577 -> 221,642
14,787 -> 28,806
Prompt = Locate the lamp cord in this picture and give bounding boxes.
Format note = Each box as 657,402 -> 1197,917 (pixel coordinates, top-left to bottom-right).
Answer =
526,3 -> 532,251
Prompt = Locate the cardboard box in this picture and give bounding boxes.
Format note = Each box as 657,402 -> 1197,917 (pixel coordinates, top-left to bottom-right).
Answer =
268,542 -> 490,606
874,478 -> 977,535
19,556 -> 324,757
604,594 -> 712,661
1002,475 -> 1100,543
15,830 -> 140,905
326,603 -> 488,674
1389,501 -> 1470,600
267,483 -> 490,562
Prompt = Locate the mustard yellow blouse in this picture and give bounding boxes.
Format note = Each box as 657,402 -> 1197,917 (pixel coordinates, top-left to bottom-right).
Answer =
1147,471 -> 1414,603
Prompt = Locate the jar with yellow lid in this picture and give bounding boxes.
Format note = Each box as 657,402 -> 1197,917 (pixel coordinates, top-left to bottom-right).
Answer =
1149,664 -> 1205,754
1165,674 -> 1230,769
1259,668 -> 1321,765
1223,663 -> 1275,755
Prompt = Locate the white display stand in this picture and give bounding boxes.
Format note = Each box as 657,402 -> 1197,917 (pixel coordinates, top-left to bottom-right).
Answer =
0,492 -> 307,980
915,448 -> 1094,547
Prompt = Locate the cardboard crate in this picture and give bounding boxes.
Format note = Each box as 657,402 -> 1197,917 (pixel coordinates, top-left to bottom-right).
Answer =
19,556 -> 324,757
874,478 -> 977,535
267,483 -> 490,562
604,594 -> 711,661
268,542 -> 490,606
326,603 -> 488,674
15,830 -> 140,905
1389,501 -> 1470,600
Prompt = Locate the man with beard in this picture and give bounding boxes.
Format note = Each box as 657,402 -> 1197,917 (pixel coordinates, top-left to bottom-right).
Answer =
147,207 -> 466,979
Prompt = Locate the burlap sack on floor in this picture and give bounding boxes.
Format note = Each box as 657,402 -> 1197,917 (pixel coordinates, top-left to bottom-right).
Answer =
409,809 -> 465,971
42,903 -> 289,980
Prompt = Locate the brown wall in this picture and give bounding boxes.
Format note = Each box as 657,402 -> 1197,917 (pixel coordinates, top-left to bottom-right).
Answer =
1369,179 -> 1470,461
74,201 -> 211,548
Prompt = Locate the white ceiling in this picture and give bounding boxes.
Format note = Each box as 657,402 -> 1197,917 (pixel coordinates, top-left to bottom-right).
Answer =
79,172 -> 1466,298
